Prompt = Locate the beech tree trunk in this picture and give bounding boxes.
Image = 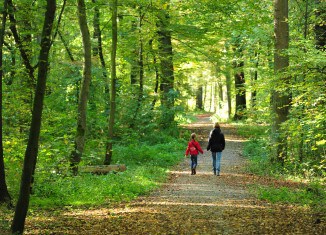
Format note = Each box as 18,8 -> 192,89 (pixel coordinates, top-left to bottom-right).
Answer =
92,0 -> 109,100
0,0 -> 12,208
251,51 -> 259,108
233,45 -> 246,120
104,0 -> 118,165
196,86 -> 203,110
225,69 -> 232,118
157,1 -> 175,126
149,39 -> 159,110
130,10 -> 145,128
11,1 -> 56,233
271,0 -> 291,163
70,0 -> 92,175
315,0 -> 326,50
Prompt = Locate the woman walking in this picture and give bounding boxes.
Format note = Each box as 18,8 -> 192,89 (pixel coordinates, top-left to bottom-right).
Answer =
185,133 -> 203,175
207,122 -> 225,176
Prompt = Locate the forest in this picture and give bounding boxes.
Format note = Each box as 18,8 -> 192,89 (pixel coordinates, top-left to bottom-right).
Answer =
0,0 -> 325,234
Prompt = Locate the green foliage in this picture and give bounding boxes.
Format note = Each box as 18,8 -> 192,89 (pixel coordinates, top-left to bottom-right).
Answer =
240,122 -> 326,206
235,123 -> 269,139
256,183 -> 326,206
29,139 -> 185,208
243,138 -> 275,176
2,0 -> 325,217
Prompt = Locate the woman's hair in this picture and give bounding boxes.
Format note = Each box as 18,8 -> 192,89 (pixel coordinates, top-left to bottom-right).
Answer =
214,122 -> 220,128
191,133 -> 196,140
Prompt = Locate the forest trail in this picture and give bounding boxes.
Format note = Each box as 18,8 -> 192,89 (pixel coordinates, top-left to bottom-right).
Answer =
20,114 -> 325,234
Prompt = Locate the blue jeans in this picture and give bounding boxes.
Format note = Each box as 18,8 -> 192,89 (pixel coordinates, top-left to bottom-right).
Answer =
190,155 -> 198,169
211,152 -> 222,173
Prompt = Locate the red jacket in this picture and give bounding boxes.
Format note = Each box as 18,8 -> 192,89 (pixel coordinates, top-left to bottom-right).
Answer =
185,140 -> 203,156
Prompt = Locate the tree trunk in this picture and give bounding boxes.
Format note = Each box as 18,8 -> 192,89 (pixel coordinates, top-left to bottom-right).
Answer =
251,51 -> 259,108
0,0 -> 12,208
196,86 -> 203,110
271,0 -> 291,163
218,82 -> 223,106
233,60 -> 246,120
225,69 -> 232,119
156,1 -> 175,126
130,20 -> 138,86
232,37 -> 246,120
70,0 -> 92,175
104,0 -> 118,165
209,83 -> 213,112
149,39 -> 159,110
130,11 -> 145,128
11,1 -> 56,233
315,0 -> 326,50
58,30 -> 75,61
203,83 -> 207,109
92,0 -> 109,100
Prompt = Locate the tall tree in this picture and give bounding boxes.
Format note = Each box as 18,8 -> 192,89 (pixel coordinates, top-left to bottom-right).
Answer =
271,0 -> 291,162
225,68 -> 232,118
104,0 -> 118,165
130,7 -> 145,128
70,0 -> 92,175
156,1 -> 175,126
149,38 -> 160,110
0,0 -> 12,208
233,38 -> 246,120
92,0 -> 109,100
251,51 -> 259,108
11,0 -> 56,233
196,86 -> 203,110
315,0 -> 326,50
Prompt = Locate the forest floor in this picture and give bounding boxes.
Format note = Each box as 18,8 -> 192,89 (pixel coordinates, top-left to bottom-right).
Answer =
2,114 -> 325,234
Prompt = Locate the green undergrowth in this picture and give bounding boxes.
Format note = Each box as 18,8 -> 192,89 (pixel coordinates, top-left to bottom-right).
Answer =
236,123 -> 325,207
256,183 -> 326,207
30,139 -> 185,208
236,123 -> 272,176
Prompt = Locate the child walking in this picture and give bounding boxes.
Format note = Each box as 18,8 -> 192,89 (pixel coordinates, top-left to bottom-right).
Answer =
185,133 -> 203,175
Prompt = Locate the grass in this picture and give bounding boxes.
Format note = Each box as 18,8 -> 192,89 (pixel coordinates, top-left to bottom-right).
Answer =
256,183 -> 326,206
236,122 -> 326,207
235,122 -> 269,139
30,139 -> 185,208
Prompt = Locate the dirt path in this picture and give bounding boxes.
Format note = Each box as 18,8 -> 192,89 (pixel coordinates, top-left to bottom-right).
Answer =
21,115 -> 325,234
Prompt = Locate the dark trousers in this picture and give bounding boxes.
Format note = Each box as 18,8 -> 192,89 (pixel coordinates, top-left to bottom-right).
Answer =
190,155 -> 198,169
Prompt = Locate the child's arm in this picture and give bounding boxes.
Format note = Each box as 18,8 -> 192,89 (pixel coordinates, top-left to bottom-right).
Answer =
197,142 -> 204,154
